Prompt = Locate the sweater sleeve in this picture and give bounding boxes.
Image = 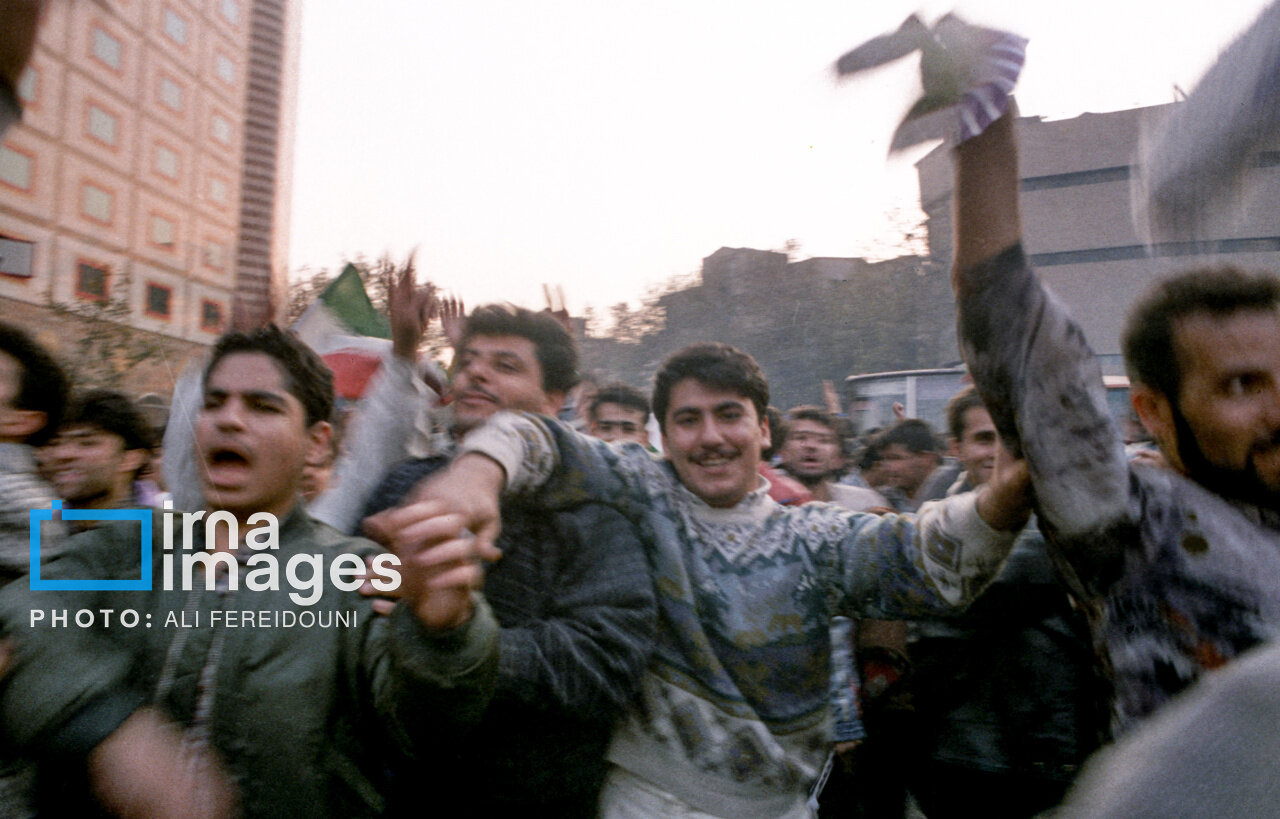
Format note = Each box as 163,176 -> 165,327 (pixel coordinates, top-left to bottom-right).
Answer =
830,491 -> 1017,618
956,243 -> 1133,578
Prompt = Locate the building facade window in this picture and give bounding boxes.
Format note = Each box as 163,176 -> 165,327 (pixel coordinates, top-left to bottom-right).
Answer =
210,114 -> 232,146
87,104 -> 118,146
150,214 -> 176,248
201,299 -> 224,331
0,237 -> 35,278
202,240 -> 226,271
153,144 -> 179,179
159,76 -> 183,112
208,176 -> 228,205
91,28 -> 122,70
76,262 -> 109,300
219,0 -> 239,26
0,145 -> 33,190
145,283 -> 172,318
162,8 -> 188,46
81,183 -> 113,223
16,67 -> 37,105
214,53 -> 235,85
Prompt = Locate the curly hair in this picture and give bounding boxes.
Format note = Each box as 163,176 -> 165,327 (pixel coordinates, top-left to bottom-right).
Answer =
652,343 -> 769,433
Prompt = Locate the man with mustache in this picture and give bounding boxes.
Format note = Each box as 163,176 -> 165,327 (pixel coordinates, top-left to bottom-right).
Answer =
369,341 -> 1033,817
950,107 -> 1280,735
363,304 -> 655,817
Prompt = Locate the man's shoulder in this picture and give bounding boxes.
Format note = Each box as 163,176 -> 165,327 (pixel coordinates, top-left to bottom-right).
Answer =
828,483 -> 889,512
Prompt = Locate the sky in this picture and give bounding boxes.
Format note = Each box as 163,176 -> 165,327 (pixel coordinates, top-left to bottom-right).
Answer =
287,1 -> 1273,317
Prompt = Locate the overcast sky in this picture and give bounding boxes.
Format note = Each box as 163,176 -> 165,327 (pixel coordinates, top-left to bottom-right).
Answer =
287,1 -> 1271,316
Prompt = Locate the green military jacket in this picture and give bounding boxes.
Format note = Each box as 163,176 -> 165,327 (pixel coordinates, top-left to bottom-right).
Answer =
0,504 -> 497,817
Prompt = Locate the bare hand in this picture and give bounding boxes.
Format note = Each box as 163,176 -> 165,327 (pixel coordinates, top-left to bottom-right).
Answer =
88,708 -> 237,819
974,443 -> 1032,531
362,455 -> 505,630
438,296 -> 466,351
387,253 -> 437,362
358,556 -> 401,616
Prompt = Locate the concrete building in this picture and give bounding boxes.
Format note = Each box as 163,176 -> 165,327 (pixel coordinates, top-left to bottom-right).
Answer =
916,103 -> 1280,368
0,0 -> 300,392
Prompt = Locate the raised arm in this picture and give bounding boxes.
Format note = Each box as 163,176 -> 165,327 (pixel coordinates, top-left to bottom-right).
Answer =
950,88 -> 1131,568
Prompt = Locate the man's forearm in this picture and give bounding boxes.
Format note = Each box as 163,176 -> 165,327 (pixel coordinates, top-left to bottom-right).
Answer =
953,109 -> 1022,278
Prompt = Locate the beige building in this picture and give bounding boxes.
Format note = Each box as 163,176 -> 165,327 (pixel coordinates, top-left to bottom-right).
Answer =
916,103 -> 1280,367
0,0 -> 299,392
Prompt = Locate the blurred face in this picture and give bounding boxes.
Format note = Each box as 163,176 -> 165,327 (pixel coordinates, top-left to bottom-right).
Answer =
779,418 -> 843,485
879,443 -> 937,496
449,335 -> 560,435
662,378 -> 769,508
1154,310 -> 1280,504
954,406 -> 997,487
197,352 -> 330,522
44,425 -> 144,508
589,402 -> 648,445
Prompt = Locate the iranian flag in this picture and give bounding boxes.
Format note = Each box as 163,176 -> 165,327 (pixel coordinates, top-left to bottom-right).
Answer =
292,264 -> 392,400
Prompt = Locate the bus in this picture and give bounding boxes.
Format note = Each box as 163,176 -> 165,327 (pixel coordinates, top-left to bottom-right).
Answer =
845,368 -> 1135,440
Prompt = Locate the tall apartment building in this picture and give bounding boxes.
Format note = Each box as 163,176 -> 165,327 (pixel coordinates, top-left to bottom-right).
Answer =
0,0 -> 299,392
916,104 -> 1280,366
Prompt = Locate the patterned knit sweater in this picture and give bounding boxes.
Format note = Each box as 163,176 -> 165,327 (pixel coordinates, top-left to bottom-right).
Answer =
463,414 -> 1015,817
958,244 -> 1280,736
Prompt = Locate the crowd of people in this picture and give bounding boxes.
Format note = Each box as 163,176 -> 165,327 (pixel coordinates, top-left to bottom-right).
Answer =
4,3 -> 1280,818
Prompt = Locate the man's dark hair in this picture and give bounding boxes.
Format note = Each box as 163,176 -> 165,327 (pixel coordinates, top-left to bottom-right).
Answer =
205,324 -> 334,427
880,418 -> 940,454
62,389 -> 155,453
763,406 -> 785,460
0,322 -> 68,447
945,386 -> 986,443
652,343 -> 769,433
858,434 -> 886,472
461,304 -> 579,394
590,382 -> 649,421
1123,267 -> 1280,400
786,405 -> 839,433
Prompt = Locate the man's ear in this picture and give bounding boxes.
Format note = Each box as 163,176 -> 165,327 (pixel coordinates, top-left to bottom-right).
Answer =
759,412 -> 772,454
1131,384 -> 1174,443
120,448 -> 148,476
0,408 -> 46,442
304,421 -> 333,469
542,390 -> 566,418
1131,384 -> 1182,470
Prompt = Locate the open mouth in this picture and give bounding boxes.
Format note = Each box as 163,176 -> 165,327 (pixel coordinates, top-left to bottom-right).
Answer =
202,444 -> 252,485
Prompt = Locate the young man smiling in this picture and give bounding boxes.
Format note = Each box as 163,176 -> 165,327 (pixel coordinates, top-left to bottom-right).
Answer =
364,304 -> 655,817
0,325 -> 498,818
43,390 -> 154,515
370,341 -> 1032,817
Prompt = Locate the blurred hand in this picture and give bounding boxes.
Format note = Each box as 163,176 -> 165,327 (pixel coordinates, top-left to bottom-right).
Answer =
362,454 -> 505,630
975,443 -> 1031,531
387,253 -> 437,362
438,296 -> 466,351
88,708 -> 237,819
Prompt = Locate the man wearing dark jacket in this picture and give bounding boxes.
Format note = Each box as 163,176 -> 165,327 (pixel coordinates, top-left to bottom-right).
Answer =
364,304 -> 656,817
0,325 -> 498,818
